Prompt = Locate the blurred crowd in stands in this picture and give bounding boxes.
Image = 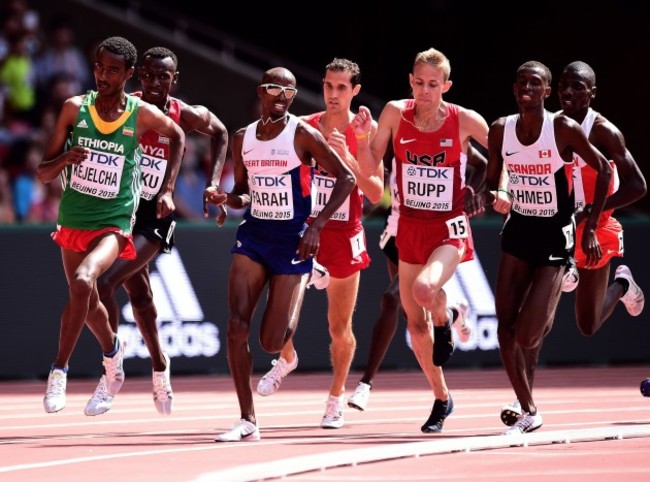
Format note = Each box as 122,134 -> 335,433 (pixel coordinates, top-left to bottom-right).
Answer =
0,0 -> 251,225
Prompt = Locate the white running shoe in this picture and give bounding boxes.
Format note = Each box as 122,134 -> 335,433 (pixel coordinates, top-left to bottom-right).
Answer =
561,265 -> 580,293
43,368 -> 67,413
502,411 -> 543,435
321,394 -> 344,429
215,419 -> 260,442
347,382 -> 371,411
500,399 -> 522,426
306,260 -> 330,290
256,355 -> 298,396
103,336 -> 126,396
84,375 -> 113,416
615,265 -> 645,316
153,353 -> 173,415
452,299 -> 471,343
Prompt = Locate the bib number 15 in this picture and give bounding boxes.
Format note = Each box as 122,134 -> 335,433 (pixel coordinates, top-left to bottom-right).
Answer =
446,215 -> 469,239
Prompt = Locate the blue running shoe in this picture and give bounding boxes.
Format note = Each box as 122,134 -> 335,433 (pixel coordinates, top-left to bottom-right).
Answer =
640,378 -> 650,397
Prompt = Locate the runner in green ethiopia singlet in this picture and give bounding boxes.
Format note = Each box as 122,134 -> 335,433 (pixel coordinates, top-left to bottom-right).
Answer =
58,91 -> 142,233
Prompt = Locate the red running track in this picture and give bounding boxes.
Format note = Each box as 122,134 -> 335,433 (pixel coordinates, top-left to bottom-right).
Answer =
1,366 -> 649,482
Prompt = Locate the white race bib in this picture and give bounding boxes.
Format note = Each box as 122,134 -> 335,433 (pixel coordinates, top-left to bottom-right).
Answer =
70,148 -> 124,199
310,174 -> 350,221
509,171 -> 558,217
446,214 -> 469,239
139,154 -> 167,200
401,164 -> 454,211
350,230 -> 366,258
249,173 -> 294,220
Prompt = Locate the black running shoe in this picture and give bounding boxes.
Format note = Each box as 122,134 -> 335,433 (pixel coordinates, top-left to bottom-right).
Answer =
433,317 -> 454,366
421,394 -> 454,433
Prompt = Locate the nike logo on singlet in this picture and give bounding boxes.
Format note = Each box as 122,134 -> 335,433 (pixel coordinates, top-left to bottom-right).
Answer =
549,255 -> 564,261
399,138 -> 416,144
291,258 -> 304,265
505,151 -> 519,156
243,148 -> 254,155
154,229 -> 163,239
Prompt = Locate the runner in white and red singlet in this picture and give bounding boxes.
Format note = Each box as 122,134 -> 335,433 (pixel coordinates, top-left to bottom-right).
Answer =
486,61 -> 612,435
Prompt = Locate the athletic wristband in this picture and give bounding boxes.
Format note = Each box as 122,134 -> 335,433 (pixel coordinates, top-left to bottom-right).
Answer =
497,188 -> 514,198
355,131 -> 371,140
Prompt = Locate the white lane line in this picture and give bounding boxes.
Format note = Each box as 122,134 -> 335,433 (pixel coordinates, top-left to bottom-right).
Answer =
190,425 -> 650,482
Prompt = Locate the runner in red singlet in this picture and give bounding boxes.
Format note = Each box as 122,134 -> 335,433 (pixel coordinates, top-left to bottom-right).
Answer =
351,47 -> 493,433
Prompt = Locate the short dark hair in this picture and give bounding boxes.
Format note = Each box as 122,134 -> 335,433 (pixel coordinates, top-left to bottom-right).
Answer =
518,60 -> 552,85
141,46 -> 178,70
97,36 -> 137,69
563,61 -> 596,87
325,58 -> 361,87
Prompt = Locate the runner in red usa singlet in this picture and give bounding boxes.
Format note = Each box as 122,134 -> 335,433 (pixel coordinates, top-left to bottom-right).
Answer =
394,99 -> 474,265
351,48 -> 493,434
